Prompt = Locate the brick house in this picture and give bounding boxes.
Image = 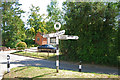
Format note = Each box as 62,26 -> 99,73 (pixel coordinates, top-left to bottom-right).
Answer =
35,32 -> 47,45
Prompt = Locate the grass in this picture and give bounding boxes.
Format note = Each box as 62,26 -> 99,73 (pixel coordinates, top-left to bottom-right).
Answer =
2,66 -> 119,79
11,51 -> 56,60
10,51 -> 75,63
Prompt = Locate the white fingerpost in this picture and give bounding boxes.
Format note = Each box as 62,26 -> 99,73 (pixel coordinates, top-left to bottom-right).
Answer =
56,36 -> 59,73
54,22 -> 61,73
43,22 -> 79,73
7,55 -> 10,73
47,37 -> 50,44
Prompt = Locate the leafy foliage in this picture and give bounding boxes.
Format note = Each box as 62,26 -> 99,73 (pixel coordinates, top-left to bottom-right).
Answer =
23,39 -> 35,47
16,42 -> 27,50
27,5 -> 48,36
2,2 -> 26,47
46,0 -> 63,33
60,2 -> 119,66
5,39 -> 21,48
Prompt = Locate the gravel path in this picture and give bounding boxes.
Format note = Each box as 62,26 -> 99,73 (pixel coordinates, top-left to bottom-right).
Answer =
0,50 -> 119,80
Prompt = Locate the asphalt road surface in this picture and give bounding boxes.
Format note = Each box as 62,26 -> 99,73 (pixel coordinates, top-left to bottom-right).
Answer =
0,50 -> 119,80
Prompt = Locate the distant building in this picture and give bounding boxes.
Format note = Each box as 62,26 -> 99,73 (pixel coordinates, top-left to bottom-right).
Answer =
35,32 -> 56,45
35,32 -> 47,45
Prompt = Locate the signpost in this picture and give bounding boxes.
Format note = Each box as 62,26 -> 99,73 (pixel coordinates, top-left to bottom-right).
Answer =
43,30 -> 65,38
43,22 -> 79,73
59,35 -> 79,40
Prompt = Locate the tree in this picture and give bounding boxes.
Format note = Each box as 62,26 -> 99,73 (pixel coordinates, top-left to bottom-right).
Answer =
2,2 -> 25,47
60,2 -> 119,66
27,5 -> 48,36
46,0 -> 63,33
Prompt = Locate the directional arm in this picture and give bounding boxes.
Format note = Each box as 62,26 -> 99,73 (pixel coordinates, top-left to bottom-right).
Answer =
59,35 -> 79,40
43,30 -> 65,38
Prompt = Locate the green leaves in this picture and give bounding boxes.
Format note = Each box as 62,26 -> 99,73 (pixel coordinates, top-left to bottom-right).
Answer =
46,0 -> 63,33
27,5 -> 48,37
60,2 -> 119,66
2,2 -> 25,47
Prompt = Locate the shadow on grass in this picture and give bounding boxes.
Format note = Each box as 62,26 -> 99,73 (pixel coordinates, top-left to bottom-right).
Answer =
32,72 -> 56,78
14,66 -> 31,72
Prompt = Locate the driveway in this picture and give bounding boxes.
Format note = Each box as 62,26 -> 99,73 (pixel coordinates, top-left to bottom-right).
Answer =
0,50 -> 119,80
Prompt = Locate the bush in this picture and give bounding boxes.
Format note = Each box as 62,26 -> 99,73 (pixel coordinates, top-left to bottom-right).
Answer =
6,41 -> 16,48
16,42 -> 27,50
23,39 -> 35,47
5,39 -> 21,48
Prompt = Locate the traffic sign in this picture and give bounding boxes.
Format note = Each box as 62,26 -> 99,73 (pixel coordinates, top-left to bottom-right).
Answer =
43,30 -> 65,38
59,35 -> 79,40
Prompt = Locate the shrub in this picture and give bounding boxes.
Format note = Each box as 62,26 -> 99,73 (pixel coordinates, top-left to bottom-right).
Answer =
24,39 -> 34,44
5,39 -> 21,48
16,42 -> 27,50
15,39 -> 21,47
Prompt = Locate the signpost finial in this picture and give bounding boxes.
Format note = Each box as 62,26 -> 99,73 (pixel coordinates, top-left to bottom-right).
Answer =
54,22 -> 61,31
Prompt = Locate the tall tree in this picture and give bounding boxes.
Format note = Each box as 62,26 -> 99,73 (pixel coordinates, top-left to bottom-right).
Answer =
2,2 -> 25,47
46,0 -> 63,33
61,2 -> 119,65
27,5 -> 48,37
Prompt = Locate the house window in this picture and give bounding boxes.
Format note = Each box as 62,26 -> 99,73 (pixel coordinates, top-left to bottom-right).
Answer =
50,37 -> 56,43
37,37 -> 40,41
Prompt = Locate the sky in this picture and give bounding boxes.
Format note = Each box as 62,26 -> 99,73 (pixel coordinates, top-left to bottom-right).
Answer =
19,0 -> 65,27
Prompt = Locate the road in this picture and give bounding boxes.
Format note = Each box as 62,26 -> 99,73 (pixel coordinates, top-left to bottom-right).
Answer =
0,50 -> 119,80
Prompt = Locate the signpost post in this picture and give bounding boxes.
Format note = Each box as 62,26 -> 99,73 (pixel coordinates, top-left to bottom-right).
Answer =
43,22 -> 79,73
54,22 -> 61,73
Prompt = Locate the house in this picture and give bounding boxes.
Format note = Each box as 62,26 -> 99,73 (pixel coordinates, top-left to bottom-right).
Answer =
35,32 -> 47,45
35,32 -> 56,45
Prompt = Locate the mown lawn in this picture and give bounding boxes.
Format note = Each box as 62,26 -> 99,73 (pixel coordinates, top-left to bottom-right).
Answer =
3,66 -> 119,79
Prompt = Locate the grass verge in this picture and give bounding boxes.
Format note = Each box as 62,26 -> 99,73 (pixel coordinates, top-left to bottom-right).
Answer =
3,66 -> 119,79
11,51 -> 56,60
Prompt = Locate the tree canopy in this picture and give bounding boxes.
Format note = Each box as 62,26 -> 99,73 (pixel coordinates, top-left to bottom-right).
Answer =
60,2 -> 119,66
